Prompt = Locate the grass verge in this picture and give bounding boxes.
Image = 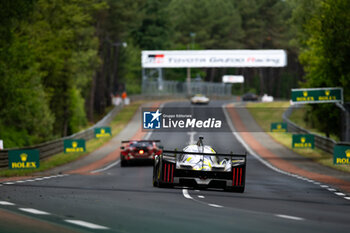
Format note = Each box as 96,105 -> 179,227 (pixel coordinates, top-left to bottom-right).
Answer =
0,102 -> 143,177
246,101 -> 350,173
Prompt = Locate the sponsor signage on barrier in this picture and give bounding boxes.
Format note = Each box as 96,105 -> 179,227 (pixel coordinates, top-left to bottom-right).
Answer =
64,139 -> 86,153
222,75 -> 244,83
271,122 -> 287,132
94,127 -> 112,138
334,145 -> 350,165
291,87 -> 343,104
9,149 -> 39,169
142,50 -> 287,68
292,134 -> 314,149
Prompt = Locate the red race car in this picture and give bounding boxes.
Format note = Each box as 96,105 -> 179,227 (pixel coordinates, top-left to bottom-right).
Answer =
120,140 -> 162,166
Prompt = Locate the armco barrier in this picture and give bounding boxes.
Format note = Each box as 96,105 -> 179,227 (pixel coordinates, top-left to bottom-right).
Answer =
0,104 -> 123,169
282,105 -> 338,154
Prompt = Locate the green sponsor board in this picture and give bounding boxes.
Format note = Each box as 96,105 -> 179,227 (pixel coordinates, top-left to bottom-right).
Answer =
291,87 -> 343,104
94,127 -> 112,138
8,149 -> 39,169
64,139 -> 86,153
333,145 -> 350,165
292,134 -> 314,149
270,122 -> 287,132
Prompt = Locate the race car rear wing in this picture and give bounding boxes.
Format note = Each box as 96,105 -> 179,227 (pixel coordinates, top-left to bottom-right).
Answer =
121,140 -> 161,143
161,150 -> 246,170
161,150 -> 246,158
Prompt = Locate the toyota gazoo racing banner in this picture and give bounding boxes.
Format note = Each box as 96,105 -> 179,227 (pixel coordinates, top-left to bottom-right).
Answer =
141,50 -> 287,68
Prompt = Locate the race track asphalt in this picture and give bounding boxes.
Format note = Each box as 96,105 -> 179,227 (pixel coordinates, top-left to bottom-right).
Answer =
0,100 -> 349,233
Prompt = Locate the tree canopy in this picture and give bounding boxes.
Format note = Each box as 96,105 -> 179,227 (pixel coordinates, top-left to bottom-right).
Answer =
0,0 -> 349,147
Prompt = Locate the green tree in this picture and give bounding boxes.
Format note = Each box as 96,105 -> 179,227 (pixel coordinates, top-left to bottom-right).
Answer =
169,0 -> 243,49
292,0 -> 350,138
0,0 -> 54,147
25,0 -> 104,136
132,0 -> 172,50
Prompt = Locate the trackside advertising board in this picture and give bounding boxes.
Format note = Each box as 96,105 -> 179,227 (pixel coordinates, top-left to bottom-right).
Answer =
9,149 -> 39,169
270,122 -> 287,132
334,145 -> 350,165
94,127 -> 112,138
292,134 -> 314,149
291,87 -> 343,104
64,139 -> 86,153
142,50 -> 287,68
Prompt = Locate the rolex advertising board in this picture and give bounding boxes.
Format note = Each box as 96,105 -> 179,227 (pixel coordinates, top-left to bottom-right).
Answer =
270,122 -> 287,132
94,127 -> 112,138
334,145 -> 350,165
291,87 -> 343,104
292,134 -> 314,149
64,139 -> 86,153
8,149 -> 39,169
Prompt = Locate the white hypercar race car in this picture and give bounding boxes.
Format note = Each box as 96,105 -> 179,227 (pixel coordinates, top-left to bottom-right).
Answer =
153,136 -> 247,192
190,94 -> 210,104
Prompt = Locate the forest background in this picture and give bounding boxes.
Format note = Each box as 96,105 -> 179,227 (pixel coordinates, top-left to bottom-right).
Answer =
0,0 -> 349,147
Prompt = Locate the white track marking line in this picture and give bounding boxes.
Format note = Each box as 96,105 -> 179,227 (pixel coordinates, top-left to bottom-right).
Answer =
183,189 -> 224,207
90,160 -> 121,174
222,105 -> 292,176
222,104 -> 350,201
276,214 -> 304,221
4,182 -> 14,185
1,175 -> 68,186
194,190 -> 200,192
327,188 -> 336,192
0,201 -> 15,206
182,189 -> 193,199
65,220 -> 109,230
1,175 -> 68,185
198,195 -> 205,199
335,192 -> 345,196
19,208 -> 51,215
208,204 -> 223,208
344,197 -> 350,200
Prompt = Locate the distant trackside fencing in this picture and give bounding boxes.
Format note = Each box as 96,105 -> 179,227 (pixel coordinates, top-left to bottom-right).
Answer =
142,80 -> 232,97
282,105 -> 348,154
0,105 -> 123,169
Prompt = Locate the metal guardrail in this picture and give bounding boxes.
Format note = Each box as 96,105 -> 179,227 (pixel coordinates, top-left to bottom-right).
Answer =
282,105 -> 338,154
0,104 -> 123,169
